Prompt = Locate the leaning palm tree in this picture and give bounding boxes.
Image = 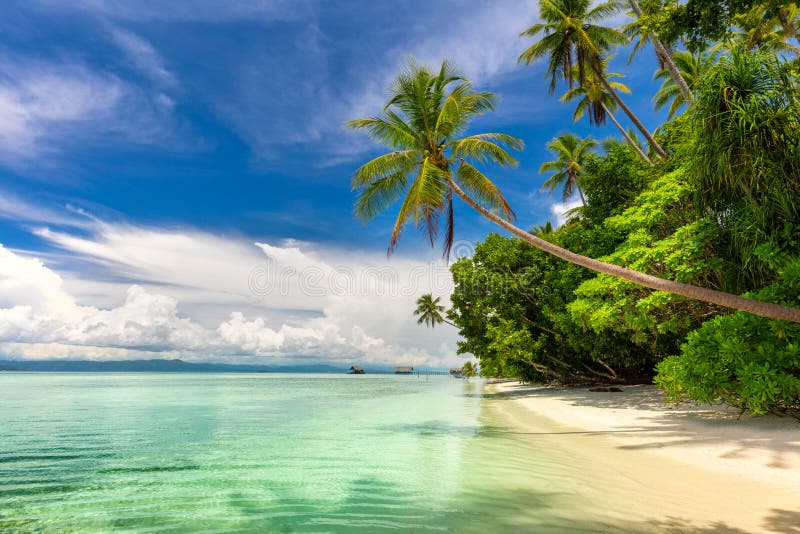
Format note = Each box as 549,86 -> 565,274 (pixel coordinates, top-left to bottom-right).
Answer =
560,62 -> 652,163
653,50 -> 716,119
414,294 -> 455,328
347,58 -> 800,323
539,134 -> 596,204
519,0 -> 668,158
347,59 -> 521,258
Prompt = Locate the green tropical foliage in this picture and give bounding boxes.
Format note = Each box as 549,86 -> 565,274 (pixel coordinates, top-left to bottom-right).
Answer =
448,47 -> 800,412
730,4 -> 800,54
532,221 -> 555,236
352,1 -> 800,415
656,262 -> 800,415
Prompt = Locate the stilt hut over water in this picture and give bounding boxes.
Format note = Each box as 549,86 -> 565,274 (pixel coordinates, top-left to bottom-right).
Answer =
394,366 -> 414,374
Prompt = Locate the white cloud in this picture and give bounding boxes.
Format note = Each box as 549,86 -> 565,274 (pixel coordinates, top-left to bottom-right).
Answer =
0,191 -> 95,229
186,1 -> 542,166
0,214 -> 462,367
108,27 -> 175,86
0,61 -> 122,160
31,0 -> 312,23
550,198 -> 583,227
11,1 -> 546,167
408,1 -> 540,83
0,56 -> 184,165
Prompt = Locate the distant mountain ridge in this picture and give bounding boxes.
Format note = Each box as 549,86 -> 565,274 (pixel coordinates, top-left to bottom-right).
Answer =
0,359 -> 362,373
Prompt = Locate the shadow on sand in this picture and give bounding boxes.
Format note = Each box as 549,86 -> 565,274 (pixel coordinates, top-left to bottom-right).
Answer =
480,383 -> 800,470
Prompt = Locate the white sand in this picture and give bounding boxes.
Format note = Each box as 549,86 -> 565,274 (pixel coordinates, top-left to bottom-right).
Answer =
487,381 -> 800,532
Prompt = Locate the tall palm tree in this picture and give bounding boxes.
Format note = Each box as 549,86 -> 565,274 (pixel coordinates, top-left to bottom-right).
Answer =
539,134 -> 596,204
623,0 -> 694,103
653,50 -> 716,119
518,0 -> 668,158
560,62 -> 652,163
348,58 -> 800,323
414,294 -> 455,328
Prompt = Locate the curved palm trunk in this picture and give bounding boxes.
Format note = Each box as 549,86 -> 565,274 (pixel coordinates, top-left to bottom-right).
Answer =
627,0 -> 694,104
594,65 -> 668,158
446,176 -> 800,324
602,103 -> 652,164
577,187 -> 586,205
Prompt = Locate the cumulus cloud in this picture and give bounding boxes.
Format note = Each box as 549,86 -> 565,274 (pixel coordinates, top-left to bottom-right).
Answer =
0,215 -> 461,367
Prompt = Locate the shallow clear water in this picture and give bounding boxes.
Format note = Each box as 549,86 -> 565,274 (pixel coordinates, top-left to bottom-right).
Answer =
0,373 -> 630,532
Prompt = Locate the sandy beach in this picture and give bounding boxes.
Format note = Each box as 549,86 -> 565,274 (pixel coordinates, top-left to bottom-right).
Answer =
486,381 -> 800,533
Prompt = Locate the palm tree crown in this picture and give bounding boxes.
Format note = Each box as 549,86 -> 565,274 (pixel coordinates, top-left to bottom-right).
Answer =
560,60 -> 629,125
654,50 -> 716,118
414,294 -> 454,328
518,0 -> 627,93
519,0 -> 667,158
539,134 -> 596,203
346,59 -> 523,258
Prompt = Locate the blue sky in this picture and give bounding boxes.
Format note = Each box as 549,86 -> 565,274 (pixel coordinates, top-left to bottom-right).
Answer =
0,0 -> 668,366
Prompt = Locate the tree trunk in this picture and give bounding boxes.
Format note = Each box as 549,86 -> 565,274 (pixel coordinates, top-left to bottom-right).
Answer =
602,103 -> 652,164
446,176 -> 800,324
594,65 -> 668,158
577,187 -> 586,205
627,0 -> 694,104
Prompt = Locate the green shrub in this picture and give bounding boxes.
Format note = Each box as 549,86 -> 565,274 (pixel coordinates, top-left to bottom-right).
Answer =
656,261 -> 800,415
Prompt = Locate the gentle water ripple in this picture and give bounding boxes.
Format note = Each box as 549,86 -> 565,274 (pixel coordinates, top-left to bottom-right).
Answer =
0,373 -> 654,532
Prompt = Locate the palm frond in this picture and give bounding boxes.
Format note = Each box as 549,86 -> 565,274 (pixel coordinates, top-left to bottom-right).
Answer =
456,162 -> 515,220
354,170 -> 410,223
451,134 -> 522,167
351,150 -> 418,187
389,158 -> 448,252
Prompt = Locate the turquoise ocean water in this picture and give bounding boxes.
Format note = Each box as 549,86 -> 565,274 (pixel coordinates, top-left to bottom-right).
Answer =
1,373 -> 634,532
